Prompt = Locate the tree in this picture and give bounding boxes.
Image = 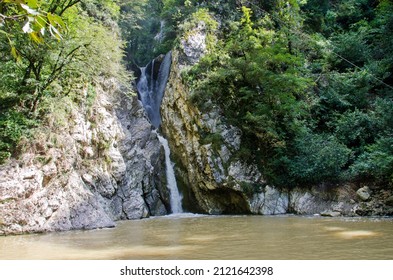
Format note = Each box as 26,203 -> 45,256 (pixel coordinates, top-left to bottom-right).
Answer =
188,6 -> 312,185
1,0 -> 128,163
0,0 -> 73,59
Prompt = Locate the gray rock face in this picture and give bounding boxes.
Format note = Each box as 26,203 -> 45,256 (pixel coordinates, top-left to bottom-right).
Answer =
180,21 -> 207,66
161,20 -> 286,215
250,186 -> 288,215
0,160 -> 115,235
386,196 -> 393,206
0,79 -> 169,235
161,48 -> 253,214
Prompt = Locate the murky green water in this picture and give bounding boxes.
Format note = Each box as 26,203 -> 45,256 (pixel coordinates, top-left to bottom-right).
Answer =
1,215 -> 393,259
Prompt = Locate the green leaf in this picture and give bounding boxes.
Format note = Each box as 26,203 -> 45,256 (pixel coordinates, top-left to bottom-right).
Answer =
3,0 -> 24,3
20,3 -> 40,15
35,15 -> 47,29
10,46 -> 17,58
27,0 -> 39,9
47,12 -> 66,29
0,30 -> 10,36
29,31 -> 44,44
10,46 -> 21,62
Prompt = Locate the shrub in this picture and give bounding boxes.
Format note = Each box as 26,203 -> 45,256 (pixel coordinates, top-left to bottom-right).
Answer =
288,131 -> 351,184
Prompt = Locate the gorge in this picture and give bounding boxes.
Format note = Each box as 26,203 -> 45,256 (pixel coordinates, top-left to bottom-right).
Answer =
1,0 -> 393,239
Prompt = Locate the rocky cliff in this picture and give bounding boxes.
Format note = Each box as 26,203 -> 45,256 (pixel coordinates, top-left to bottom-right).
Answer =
0,79 -> 170,235
2,12 -> 393,237
160,15 -> 393,217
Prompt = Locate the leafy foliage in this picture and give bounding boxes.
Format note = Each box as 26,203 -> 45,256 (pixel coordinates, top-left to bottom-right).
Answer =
0,0 -> 129,164
178,1 -> 393,188
1,0 -> 393,190
186,6 -> 312,185
288,131 -> 351,184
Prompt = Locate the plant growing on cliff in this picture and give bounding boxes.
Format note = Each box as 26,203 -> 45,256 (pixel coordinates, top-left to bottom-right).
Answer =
187,6 -> 312,185
0,0 -> 129,164
180,0 -> 393,189
178,8 -> 218,53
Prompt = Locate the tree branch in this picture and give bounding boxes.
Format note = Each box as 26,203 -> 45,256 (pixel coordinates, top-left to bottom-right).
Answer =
43,42 -> 90,89
49,0 -> 81,16
59,0 -> 81,16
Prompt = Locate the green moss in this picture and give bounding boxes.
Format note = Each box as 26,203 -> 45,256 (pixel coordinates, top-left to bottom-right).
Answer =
0,111 -> 37,164
200,132 -> 223,150
86,84 -> 97,109
240,181 -> 261,198
233,146 -> 253,162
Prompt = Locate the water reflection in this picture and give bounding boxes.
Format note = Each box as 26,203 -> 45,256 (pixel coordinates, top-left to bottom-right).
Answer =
1,215 -> 392,259
334,230 -> 380,239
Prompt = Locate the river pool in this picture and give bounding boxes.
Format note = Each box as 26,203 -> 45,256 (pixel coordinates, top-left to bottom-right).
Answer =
1,214 -> 393,259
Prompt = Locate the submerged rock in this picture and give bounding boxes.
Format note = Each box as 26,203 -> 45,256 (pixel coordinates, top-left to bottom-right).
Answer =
320,211 -> 342,217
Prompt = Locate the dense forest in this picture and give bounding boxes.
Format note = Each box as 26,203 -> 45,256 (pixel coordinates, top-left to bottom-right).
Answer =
1,0 -> 393,190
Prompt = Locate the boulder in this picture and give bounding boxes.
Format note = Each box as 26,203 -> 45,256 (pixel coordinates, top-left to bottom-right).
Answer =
357,186 -> 371,201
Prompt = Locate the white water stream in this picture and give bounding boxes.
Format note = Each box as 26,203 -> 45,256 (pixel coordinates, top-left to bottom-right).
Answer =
157,134 -> 183,213
136,52 -> 183,213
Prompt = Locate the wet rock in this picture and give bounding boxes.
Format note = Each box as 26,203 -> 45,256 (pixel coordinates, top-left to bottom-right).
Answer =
355,206 -> 373,216
320,211 -> 341,217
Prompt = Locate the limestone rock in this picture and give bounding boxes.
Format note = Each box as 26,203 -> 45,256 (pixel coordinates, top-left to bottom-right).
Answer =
180,21 -> 207,65
250,186 -> 288,215
161,20 -> 278,214
0,79 -> 169,235
357,186 -> 371,201
228,161 -> 263,184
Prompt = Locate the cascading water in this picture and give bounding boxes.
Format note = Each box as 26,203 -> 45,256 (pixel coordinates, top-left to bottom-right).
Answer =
157,134 -> 183,213
136,51 -> 183,214
136,52 -> 172,129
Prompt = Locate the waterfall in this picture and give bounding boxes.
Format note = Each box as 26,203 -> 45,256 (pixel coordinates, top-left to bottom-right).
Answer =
136,51 -> 183,213
157,134 -> 183,213
136,52 -> 172,129
154,20 -> 165,43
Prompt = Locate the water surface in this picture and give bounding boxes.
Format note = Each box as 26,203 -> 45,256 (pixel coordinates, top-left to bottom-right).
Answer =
1,215 -> 393,259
